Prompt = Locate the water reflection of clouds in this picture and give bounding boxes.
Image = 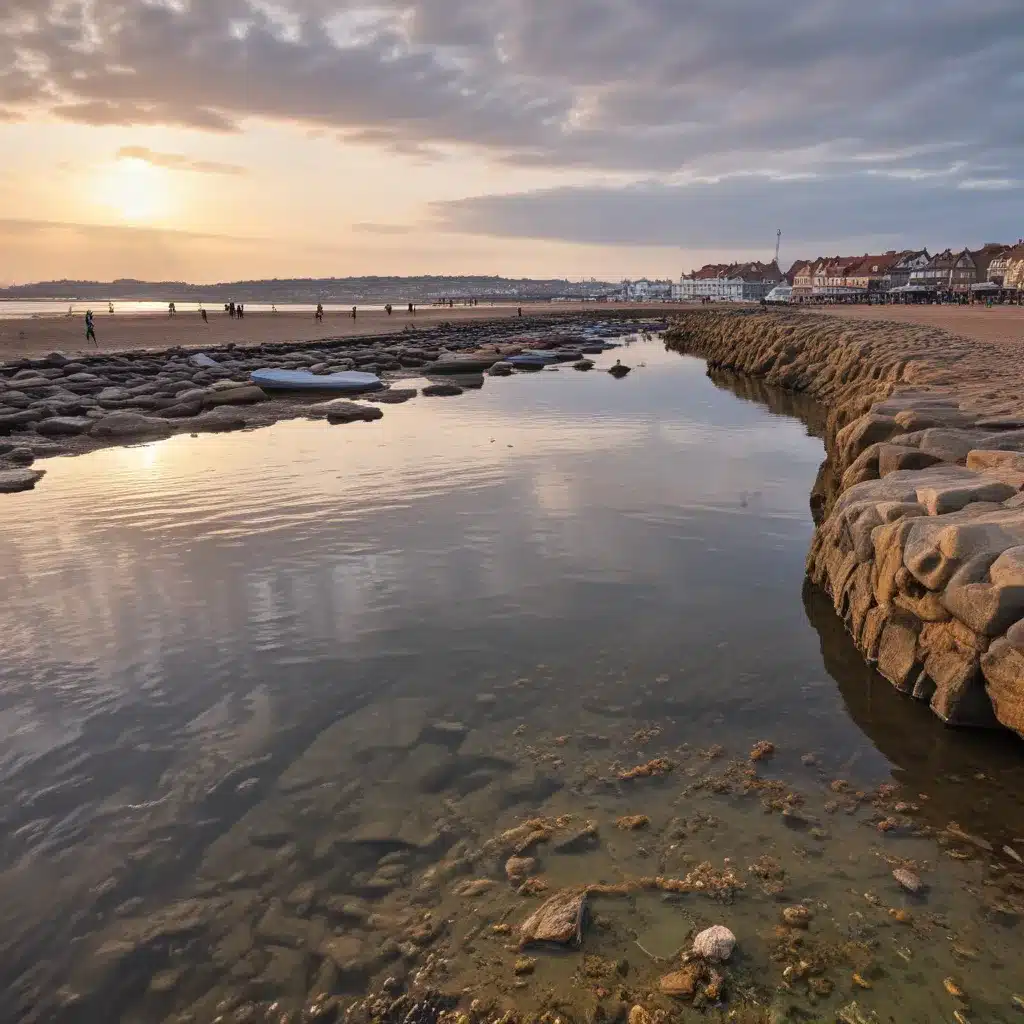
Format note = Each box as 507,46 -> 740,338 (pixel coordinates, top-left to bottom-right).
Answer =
0,340 -> 825,791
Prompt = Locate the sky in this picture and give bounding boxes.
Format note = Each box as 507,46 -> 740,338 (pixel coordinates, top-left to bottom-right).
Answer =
1,0 -> 1023,284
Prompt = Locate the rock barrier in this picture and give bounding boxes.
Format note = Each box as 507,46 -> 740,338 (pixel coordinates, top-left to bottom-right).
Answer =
665,309 -> 1024,738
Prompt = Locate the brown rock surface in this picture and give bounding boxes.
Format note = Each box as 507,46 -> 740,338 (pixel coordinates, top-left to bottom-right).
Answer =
665,309 -> 1024,737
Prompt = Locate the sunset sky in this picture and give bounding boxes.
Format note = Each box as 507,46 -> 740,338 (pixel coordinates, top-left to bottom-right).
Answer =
1,1 -> 1022,284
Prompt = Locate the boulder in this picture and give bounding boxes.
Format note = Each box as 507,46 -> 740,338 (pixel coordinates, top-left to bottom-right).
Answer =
488,362 -> 514,376
0,468 -> 45,493
188,407 -> 248,433
424,356 -> 499,374
573,360 -> 595,371
90,412 -> 174,439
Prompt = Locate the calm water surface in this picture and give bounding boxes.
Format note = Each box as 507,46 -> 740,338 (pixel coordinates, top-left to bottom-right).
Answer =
1,337 -> 1022,1023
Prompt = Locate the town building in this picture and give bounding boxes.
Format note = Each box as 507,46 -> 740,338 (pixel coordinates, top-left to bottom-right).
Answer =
673,260 -> 783,301
886,250 -> 931,290
620,278 -> 673,301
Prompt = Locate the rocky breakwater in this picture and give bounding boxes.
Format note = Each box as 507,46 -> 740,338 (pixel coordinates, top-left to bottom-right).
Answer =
665,308 -> 1024,739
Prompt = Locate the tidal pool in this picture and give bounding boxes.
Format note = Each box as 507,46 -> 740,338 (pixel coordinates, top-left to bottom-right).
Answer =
0,335 -> 1022,1024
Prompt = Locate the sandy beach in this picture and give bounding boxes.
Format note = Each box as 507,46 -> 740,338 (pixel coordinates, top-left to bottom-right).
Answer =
0,302 -> 681,362
811,302 -> 1024,346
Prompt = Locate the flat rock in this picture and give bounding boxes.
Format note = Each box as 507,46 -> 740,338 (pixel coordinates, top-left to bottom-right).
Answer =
90,412 -> 174,439
204,385 -> 268,406
316,400 -> 384,424
0,468 -> 45,493
189,407 -> 248,432
519,888 -> 588,947
365,388 -> 417,404
35,416 -> 93,436
422,383 -> 463,397
429,356 -> 499,374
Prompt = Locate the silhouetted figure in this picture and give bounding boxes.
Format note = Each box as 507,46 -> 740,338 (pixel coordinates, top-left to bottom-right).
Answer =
229,301 -> 236,318
85,310 -> 97,345
201,308 -> 208,323
168,301 -> 176,317
517,306 -> 522,317
408,302 -> 414,314
315,303 -> 323,322
237,303 -> 244,318
385,303 -> 392,315
352,306 -> 357,319
108,302 -> 114,314
272,305 -> 278,313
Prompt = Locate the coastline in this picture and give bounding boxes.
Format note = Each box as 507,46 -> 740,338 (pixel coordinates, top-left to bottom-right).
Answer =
665,308 -> 1024,739
0,303 -> 683,362
0,306 -> 668,470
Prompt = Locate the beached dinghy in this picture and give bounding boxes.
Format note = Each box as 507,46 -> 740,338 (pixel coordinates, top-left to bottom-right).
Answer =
250,368 -> 384,393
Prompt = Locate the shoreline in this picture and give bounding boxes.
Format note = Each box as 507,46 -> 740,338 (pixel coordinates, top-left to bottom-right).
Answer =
665,308 -> 1024,739
0,303 -> 683,362
0,308 -> 667,472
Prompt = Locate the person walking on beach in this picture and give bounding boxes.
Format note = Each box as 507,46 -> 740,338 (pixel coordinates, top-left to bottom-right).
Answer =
85,310 -> 97,345
168,301 -> 176,317
315,303 -> 323,322
408,302 -> 414,314
229,301 -> 236,318
351,306 -> 357,319
201,307 -> 208,323
238,303 -> 244,318
385,303 -> 392,315
517,306 -> 522,317
108,302 -> 114,315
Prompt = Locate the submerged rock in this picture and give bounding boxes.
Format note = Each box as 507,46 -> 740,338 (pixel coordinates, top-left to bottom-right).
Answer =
691,925 -> 736,962
316,400 -> 385,424
366,388 -> 418,404
422,383 -> 464,397
893,867 -> 925,893
90,412 -> 173,439
608,362 -> 631,379
659,963 -> 705,998
0,467 -> 44,493
519,888 -> 588,947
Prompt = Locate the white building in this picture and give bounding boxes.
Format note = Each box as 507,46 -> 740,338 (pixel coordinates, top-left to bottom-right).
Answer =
620,278 -> 673,301
673,261 -> 784,302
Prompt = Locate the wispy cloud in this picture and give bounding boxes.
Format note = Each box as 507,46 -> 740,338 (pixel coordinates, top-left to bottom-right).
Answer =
116,146 -> 248,176
352,222 -> 414,235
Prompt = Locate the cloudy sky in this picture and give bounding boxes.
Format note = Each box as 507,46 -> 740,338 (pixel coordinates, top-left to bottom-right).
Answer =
2,0 -> 1023,283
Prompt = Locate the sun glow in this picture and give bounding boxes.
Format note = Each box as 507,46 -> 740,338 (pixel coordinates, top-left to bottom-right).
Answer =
93,158 -> 171,222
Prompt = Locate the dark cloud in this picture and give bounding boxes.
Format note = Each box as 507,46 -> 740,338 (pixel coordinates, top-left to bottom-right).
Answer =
4,0 -> 1024,248
433,174 -> 1024,254
116,146 -> 248,176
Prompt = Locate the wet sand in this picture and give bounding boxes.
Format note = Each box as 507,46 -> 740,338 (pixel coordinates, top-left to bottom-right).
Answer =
0,303 -> 682,362
810,303 -> 1024,347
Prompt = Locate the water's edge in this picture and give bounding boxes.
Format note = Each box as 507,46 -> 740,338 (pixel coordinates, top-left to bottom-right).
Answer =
665,308 -> 1024,738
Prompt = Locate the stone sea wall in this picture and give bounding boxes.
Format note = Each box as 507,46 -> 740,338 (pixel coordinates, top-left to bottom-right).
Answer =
665,309 -> 1024,739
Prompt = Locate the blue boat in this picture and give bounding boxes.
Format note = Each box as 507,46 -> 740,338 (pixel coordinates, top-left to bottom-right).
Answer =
250,368 -> 384,393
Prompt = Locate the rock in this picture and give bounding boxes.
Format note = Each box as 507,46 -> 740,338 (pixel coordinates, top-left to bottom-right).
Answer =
0,468 -> 44,493
552,822 -> 600,854
628,1007 -> 652,1024
691,925 -> 735,962
519,888 -> 588,947
615,815 -> 649,830
428,356 -> 499,374
505,856 -> 537,883
3,447 -> 35,465
513,956 -> 536,975
317,400 -> 384,424
893,868 -> 924,893
453,879 -> 494,897
90,412 -> 173,439
574,360 -> 595,371
422,383 -> 463,397
608,363 -> 631,379
659,963 -> 705,998
366,388 -> 417,404
782,905 -> 812,928
190,407 -> 248,432
488,362 -> 514,376
204,385 -> 267,406
34,416 -> 93,436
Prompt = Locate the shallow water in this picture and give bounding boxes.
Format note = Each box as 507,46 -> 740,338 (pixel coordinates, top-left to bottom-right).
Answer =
1,336 -> 1022,1023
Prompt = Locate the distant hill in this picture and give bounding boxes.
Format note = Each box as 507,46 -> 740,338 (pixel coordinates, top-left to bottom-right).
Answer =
0,276 -> 617,304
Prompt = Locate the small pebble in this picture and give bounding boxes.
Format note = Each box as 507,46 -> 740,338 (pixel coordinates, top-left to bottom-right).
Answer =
944,978 -> 965,999
852,973 -> 872,990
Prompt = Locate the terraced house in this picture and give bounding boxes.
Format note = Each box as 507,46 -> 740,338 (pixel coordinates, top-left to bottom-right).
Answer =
673,260 -> 783,301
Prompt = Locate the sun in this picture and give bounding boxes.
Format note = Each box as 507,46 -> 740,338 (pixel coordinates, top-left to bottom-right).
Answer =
93,158 -> 170,222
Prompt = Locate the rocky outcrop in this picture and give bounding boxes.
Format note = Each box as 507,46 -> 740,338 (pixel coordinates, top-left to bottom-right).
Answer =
666,309 -> 1024,737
